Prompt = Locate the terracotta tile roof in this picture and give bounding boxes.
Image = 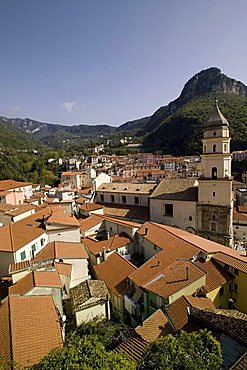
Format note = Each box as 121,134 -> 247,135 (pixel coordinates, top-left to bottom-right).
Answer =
79,214 -> 104,232
166,295 -> 215,331
96,203 -> 150,221
9,270 -> 62,295
61,171 -> 84,176
46,210 -> 80,227
93,252 -> 136,297
189,308 -> 247,346
102,215 -> 142,228
32,241 -> 88,262
166,296 -> 191,331
129,245 -> 199,288
0,297 -> 11,365
70,280 -> 109,311
82,233 -> 132,256
150,178 -> 198,201
184,295 -> 216,309
97,182 -> 156,194
238,206 -> 247,214
135,309 -> 175,342
0,295 -> 62,367
114,336 -> 148,363
75,196 -> 88,204
194,259 -> 233,292
78,188 -> 92,194
233,209 -> 247,221
139,221 -> 238,255
0,207 -> 52,253
137,222 -> 199,254
5,204 -> 36,217
79,203 -> 103,211
9,260 -> 30,274
144,260 -> 205,298
212,252 -> 247,274
55,262 -> 72,276
0,180 -> 32,191
0,204 -> 16,212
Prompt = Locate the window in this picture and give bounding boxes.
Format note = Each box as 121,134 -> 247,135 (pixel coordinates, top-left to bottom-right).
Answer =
41,238 -> 44,247
189,216 -> 192,221
122,196 -> 126,204
212,214 -> 216,220
224,264 -> 229,271
212,167 -> 217,179
234,268 -> 239,276
213,131 -> 217,137
111,195 -> 115,203
213,192 -> 216,197
234,283 -> 238,293
31,244 -> 36,252
204,145 -> 206,153
20,251 -> 26,261
213,144 -> 216,152
134,196 -> 139,205
219,287 -> 224,296
164,204 -> 173,217
100,194 -> 104,202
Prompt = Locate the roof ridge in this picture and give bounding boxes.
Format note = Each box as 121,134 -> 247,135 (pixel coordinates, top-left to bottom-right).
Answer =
116,252 -> 137,269
149,222 -> 205,251
8,296 -> 14,363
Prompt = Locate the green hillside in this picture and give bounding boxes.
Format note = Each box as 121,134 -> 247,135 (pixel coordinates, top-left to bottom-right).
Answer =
0,118 -> 40,150
143,92 -> 247,155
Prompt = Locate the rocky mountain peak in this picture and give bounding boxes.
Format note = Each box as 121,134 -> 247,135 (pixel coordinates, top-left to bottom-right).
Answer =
179,67 -> 247,103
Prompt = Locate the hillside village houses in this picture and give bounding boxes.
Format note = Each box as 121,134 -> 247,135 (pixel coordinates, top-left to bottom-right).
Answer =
2,103 -> 247,367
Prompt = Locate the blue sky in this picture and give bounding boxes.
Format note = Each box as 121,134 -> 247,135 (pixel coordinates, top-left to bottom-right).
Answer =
0,0 -> 247,126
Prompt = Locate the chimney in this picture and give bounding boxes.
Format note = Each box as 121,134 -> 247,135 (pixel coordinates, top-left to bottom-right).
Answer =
144,227 -> 148,236
102,247 -> 107,261
106,231 -> 110,240
185,267 -> 189,280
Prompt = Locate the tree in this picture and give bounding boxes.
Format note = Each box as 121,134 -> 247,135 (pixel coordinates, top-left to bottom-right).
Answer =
138,330 -> 222,370
30,334 -> 135,370
74,315 -> 132,350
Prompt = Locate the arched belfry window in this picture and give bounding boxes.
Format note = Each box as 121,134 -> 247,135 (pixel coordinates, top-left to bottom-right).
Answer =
224,143 -> 227,152
212,167 -> 217,179
213,131 -> 217,137
213,144 -> 216,153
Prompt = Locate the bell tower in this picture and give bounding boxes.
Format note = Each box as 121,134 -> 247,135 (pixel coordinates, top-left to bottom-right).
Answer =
197,101 -> 233,247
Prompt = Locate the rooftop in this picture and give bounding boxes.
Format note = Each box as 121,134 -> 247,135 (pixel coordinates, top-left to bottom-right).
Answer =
32,241 -> 88,262
0,180 -> 32,191
9,270 -> 62,295
70,279 -> 109,311
150,178 -> 198,201
0,295 -> 62,367
97,182 -> 156,194
135,309 -> 175,342
93,252 -> 136,297
82,232 -> 132,256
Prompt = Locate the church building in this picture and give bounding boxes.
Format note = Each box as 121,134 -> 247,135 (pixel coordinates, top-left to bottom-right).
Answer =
197,101 -> 233,247
150,101 -> 233,248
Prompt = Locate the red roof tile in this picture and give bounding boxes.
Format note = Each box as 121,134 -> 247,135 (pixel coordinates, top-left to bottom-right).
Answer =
0,295 -> 62,367
93,252 -> 136,296
83,233 -> 132,256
